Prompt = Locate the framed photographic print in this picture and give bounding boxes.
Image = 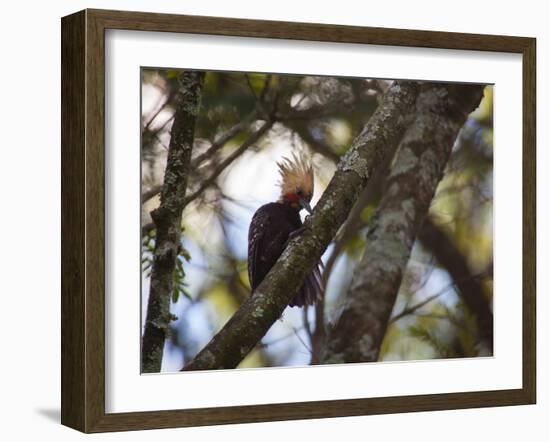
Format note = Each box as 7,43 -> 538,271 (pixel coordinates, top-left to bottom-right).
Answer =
61,9 -> 536,433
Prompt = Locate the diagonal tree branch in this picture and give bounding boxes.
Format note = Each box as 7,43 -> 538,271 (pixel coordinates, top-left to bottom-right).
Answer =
191,111 -> 259,167
419,216 -> 494,353
390,289 -> 448,324
141,71 -> 205,373
287,122 -> 341,163
182,81 -> 420,371
322,83 -> 484,364
140,120 -> 273,236
181,120 -> 274,208
141,110 -> 260,204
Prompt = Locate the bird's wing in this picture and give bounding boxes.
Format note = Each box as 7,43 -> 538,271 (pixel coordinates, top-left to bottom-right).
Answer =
248,207 -> 271,291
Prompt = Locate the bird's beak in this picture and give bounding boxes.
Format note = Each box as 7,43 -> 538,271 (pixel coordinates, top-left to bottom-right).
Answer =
298,198 -> 313,214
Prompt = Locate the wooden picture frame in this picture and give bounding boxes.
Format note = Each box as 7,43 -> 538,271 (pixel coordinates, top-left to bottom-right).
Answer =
61,8 -> 536,433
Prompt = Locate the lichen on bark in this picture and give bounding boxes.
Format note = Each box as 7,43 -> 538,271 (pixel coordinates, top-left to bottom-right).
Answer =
322,83 -> 484,364
141,71 -> 205,374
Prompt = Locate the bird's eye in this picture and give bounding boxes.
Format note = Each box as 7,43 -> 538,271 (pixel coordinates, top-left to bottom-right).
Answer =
296,188 -> 303,197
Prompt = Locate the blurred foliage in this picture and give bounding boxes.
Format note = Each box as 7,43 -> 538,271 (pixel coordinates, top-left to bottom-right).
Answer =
142,230 -> 192,305
141,68 -> 494,371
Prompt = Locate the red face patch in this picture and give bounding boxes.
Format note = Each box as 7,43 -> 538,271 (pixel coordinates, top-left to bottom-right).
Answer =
284,192 -> 300,203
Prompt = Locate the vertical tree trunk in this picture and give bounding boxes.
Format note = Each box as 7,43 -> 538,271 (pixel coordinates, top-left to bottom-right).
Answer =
141,71 -> 205,373
323,83 -> 484,364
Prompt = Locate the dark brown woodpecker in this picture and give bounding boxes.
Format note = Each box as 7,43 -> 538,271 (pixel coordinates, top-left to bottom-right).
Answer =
247,153 -> 323,307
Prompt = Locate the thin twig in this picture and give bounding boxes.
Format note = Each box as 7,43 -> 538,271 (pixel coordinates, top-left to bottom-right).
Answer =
257,331 -> 299,349
142,73 -> 273,207
390,291 -> 447,324
292,327 -> 312,354
244,73 -> 259,100
181,120 -> 274,209
302,306 -> 313,344
288,126 -> 340,163
141,111 -> 260,204
248,74 -> 272,119
389,268 -> 490,324
191,111 -> 258,167
143,90 -> 175,131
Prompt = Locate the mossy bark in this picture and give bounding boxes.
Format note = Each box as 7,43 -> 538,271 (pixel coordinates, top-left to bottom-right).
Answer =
183,81 -> 420,371
322,83 -> 484,364
141,71 -> 205,373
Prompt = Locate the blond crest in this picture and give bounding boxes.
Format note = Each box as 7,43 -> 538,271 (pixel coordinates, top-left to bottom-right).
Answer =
277,152 -> 314,201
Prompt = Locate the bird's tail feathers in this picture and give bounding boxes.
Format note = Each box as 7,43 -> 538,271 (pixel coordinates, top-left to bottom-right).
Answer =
289,262 -> 324,307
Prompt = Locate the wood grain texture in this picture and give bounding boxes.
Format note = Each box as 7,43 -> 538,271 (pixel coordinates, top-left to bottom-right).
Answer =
85,9 -> 107,432
61,10 -> 86,432
89,8 -> 532,53
522,37 -> 536,404
60,8 -> 537,433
